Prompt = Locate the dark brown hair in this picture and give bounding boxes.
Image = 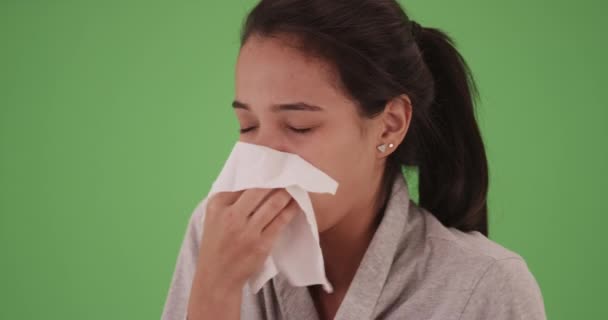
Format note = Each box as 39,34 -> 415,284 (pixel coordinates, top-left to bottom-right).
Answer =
240,0 -> 489,236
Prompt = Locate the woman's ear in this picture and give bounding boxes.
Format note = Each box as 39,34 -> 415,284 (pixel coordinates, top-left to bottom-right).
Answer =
377,94 -> 412,157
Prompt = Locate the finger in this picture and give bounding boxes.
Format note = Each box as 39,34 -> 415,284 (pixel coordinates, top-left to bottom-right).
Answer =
249,189 -> 293,232
206,191 -> 244,217
260,198 -> 300,242
231,188 -> 275,219
211,190 -> 244,206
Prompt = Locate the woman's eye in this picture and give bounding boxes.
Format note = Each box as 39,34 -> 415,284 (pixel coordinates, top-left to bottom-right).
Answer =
239,127 -> 256,134
289,127 -> 313,134
239,126 -> 314,134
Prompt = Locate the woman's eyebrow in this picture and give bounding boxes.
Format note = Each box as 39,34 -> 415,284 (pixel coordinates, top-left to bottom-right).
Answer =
232,100 -> 325,112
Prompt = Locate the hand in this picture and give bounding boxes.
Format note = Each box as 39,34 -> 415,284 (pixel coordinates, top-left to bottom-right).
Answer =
192,188 -> 301,297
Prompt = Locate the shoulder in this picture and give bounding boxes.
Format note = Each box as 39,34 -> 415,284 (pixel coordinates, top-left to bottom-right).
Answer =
185,196 -> 210,241
420,205 -> 521,261
416,206 -> 547,319
168,195 -> 211,277
457,253 -> 547,319
161,196 -> 210,320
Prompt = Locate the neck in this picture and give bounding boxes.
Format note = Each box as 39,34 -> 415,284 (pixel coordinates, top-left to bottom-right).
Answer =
317,174 -> 391,292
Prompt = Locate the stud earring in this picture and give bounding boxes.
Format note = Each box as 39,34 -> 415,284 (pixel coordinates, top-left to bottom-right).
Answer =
377,143 -> 395,153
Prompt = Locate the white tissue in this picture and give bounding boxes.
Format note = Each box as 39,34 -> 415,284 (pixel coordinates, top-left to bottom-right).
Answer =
199,141 -> 338,294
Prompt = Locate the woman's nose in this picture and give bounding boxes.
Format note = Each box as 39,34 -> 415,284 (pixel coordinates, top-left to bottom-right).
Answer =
251,127 -> 290,153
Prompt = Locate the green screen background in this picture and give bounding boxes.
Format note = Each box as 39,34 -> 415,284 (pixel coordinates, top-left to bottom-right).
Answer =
1,1 -> 606,319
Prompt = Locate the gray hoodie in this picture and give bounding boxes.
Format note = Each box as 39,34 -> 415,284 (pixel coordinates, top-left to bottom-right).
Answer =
161,174 -> 546,320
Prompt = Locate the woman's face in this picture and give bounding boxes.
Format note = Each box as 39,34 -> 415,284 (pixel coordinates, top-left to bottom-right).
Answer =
234,33 -> 390,233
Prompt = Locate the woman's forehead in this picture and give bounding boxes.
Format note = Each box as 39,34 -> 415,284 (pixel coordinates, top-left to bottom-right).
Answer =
235,35 -> 351,114
237,36 -> 336,88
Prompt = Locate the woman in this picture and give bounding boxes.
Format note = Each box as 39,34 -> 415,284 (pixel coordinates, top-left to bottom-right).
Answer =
162,0 -> 546,319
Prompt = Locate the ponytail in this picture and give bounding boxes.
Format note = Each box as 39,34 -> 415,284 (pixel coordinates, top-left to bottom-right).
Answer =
392,23 -> 489,236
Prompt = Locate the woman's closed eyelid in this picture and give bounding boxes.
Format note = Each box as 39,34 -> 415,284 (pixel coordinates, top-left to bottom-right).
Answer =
238,124 -> 318,134
239,126 -> 256,133
289,126 -> 313,133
